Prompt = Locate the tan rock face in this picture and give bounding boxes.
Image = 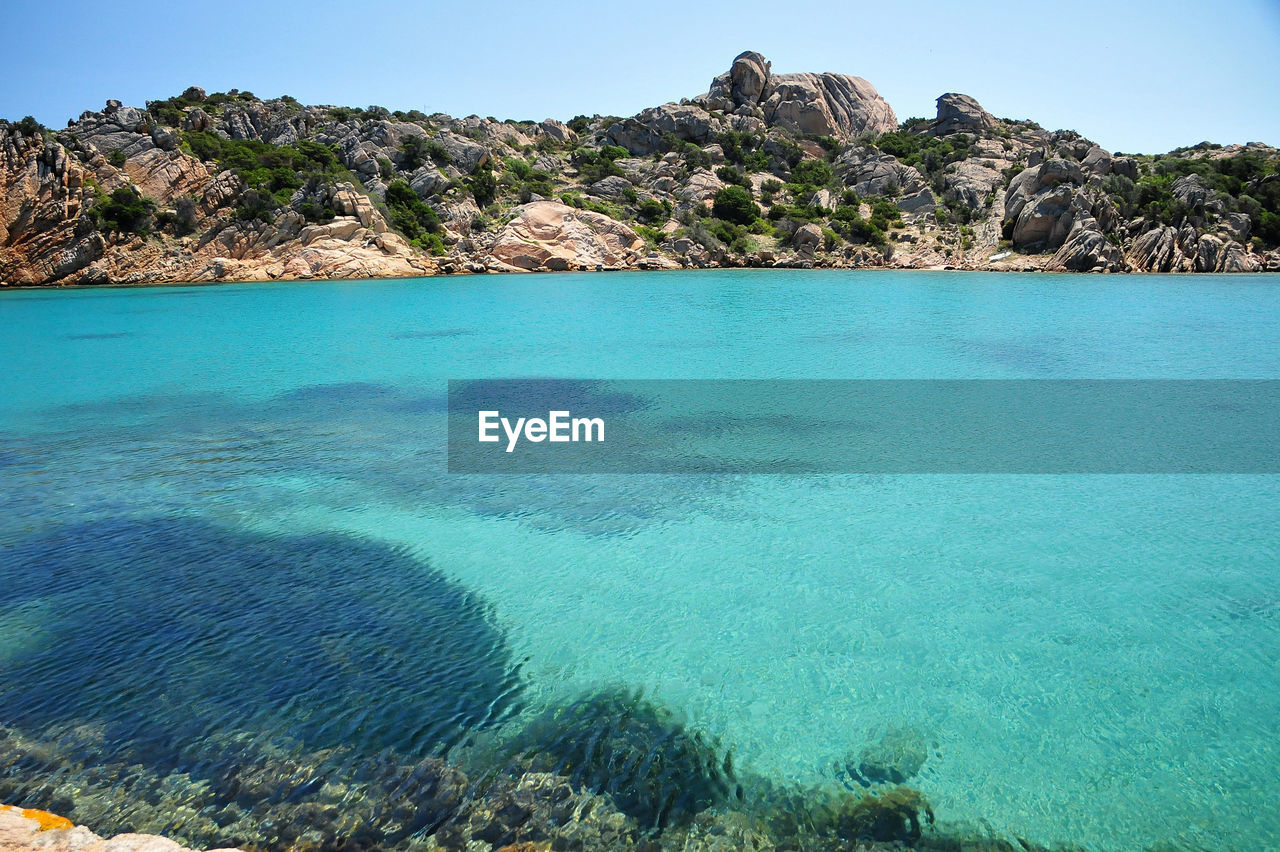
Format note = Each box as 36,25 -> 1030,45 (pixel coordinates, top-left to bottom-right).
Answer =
123,148 -> 211,205
0,805 -> 243,852
762,72 -> 898,139
490,201 -> 644,271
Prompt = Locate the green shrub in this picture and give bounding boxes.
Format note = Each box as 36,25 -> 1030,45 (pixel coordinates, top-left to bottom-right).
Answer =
790,159 -> 833,189
711,185 -> 759,225
574,146 -> 626,183
384,179 -> 440,240
173,196 -> 199,234
15,115 -> 45,138
108,149 -> 127,168
875,131 -> 973,179
715,165 -> 750,188
93,187 -> 156,235
635,198 -> 665,224
469,167 -> 496,206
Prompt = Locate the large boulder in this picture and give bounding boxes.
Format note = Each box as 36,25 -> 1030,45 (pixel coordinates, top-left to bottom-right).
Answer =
701,51 -> 897,140
1046,218 -> 1125,272
433,131 -> 489,174
1080,145 -> 1112,176
605,103 -> 722,156
68,102 -> 155,158
588,174 -> 635,201
489,201 -> 644,270
706,50 -> 772,108
943,159 -> 1002,210
930,93 -> 994,136
793,222 -> 823,257
1003,158 -> 1086,250
762,73 -> 897,138
538,118 -> 578,145
835,148 -> 925,197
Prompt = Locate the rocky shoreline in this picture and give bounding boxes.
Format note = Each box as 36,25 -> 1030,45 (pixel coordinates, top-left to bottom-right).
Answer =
3,51 -> 1277,288
0,805 -> 241,852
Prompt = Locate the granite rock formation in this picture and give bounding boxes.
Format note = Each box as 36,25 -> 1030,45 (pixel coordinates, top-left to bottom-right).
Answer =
2,52 -> 1278,286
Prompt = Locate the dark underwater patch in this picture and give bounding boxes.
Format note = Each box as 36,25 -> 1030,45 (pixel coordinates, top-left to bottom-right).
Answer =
391,328 -> 476,340
0,516 -> 523,768
448,379 -> 651,418
64,331 -> 134,340
507,686 -> 739,830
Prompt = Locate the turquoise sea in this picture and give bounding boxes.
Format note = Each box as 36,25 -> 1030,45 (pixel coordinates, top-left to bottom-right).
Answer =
1,270 -> 1278,850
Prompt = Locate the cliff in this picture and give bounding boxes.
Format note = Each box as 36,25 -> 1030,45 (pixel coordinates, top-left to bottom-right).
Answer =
2,52 -> 1278,286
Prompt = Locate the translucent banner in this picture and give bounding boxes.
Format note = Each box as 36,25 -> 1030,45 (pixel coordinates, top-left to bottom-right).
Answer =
447,380 -> 1280,474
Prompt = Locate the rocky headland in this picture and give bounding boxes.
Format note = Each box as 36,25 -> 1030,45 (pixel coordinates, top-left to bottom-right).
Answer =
1,50 -> 1278,286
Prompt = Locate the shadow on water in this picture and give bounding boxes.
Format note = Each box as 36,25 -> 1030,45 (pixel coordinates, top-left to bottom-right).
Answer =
0,516 -> 523,771
0,519 -> 1118,851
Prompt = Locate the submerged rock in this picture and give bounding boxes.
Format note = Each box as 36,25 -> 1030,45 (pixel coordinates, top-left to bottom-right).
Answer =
507,687 -> 738,830
836,726 -> 932,788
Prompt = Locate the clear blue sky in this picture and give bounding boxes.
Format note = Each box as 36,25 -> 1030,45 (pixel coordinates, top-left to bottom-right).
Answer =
3,0 -> 1278,155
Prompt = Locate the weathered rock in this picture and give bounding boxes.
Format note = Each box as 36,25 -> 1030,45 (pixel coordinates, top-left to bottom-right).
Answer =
433,131 -> 489,174
1003,158 -> 1087,249
762,72 -> 897,139
123,148 -> 211,205
1220,211 -> 1252,242
1127,224 -> 1193,272
835,149 -> 925,198
794,222 -> 823,257
944,160 -> 1002,210
719,50 -> 772,107
1111,156 -> 1139,181
606,103 -> 722,156
0,804 -> 244,852
1219,239 -> 1260,272
897,188 -> 936,213
1012,184 -> 1077,250
68,103 -> 154,158
931,93 -> 994,136
1080,145 -> 1112,176
676,169 -> 725,203
1046,218 -> 1125,272
537,118 -> 577,145
1170,174 -> 1223,219
703,51 -> 897,139
408,164 -> 451,198
588,174 -> 635,201
489,201 -> 644,270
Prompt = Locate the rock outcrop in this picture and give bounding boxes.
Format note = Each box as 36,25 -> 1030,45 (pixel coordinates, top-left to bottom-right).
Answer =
703,50 -> 898,139
1003,159 -> 1087,250
489,201 -> 644,271
1126,224 -> 1260,272
1046,218 -> 1126,272
930,93 -> 995,136
2,54 -> 1277,285
0,805 -> 242,852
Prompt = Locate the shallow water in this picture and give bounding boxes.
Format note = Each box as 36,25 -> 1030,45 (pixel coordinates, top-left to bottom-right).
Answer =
1,270 -> 1278,850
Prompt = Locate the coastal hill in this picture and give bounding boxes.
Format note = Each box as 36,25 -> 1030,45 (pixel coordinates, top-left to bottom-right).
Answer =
2,50 -> 1278,285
